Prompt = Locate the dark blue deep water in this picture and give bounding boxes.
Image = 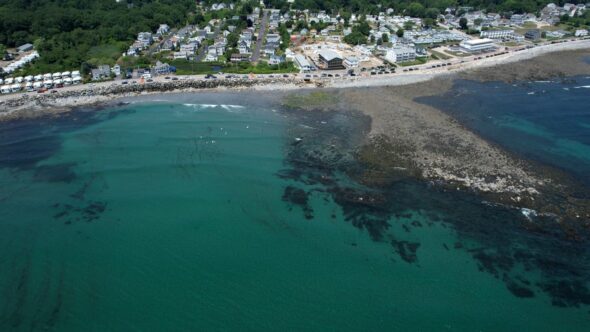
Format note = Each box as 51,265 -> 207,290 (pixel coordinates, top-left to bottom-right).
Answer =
417,76 -> 590,185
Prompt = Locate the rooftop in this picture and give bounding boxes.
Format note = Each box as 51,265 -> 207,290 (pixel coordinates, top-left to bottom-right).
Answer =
462,38 -> 494,45
318,49 -> 342,61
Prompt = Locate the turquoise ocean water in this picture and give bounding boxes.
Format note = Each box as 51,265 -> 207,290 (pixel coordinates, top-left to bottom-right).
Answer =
0,89 -> 589,331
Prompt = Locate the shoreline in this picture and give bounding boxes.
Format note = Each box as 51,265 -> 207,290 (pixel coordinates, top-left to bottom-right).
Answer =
1,39 -> 589,119
1,40 -> 589,223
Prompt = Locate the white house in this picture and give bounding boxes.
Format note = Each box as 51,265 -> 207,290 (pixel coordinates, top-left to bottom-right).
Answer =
157,24 -> 170,36
385,46 -> 417,63
459,38 -> 495,53
269,55 -> 286,65
294,54 -> 312,71
344,56 -> 359,68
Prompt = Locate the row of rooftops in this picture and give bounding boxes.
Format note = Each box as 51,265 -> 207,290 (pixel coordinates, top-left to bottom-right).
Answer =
2,71 -> 80,83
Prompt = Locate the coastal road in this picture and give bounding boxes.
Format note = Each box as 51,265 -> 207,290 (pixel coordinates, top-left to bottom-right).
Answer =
251,10 -> 269,62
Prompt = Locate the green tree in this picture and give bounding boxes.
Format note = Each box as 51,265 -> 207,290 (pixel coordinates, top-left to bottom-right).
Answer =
396,28 -> 404,38
406,2 -> 425,18
459,17 -> 469,30
343,31 -> 367,45
382,33 -> 389,43
425,8 -> 440,19
227,32 -> 239,48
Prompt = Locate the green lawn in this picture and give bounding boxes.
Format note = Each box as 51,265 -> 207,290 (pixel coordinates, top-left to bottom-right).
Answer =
521,21 -> 537,29
397,57 -> 428,67
87,42 -> 127,66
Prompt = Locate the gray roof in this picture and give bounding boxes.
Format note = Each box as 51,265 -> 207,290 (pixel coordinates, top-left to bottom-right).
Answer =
318,49 -> 341,61
294,54 -> 311,67
17,43 -> 33,52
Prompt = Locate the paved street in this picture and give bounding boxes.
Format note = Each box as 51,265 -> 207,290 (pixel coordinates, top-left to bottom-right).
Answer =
251,10 -> 269,62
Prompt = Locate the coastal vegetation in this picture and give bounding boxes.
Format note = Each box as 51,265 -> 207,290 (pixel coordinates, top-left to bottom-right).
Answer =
0,0 -> 196,72
170,59 -> 298,75
0,0 -> 588,77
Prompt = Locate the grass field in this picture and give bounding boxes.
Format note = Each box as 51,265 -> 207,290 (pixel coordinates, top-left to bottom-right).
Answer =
398,57 -> 428,66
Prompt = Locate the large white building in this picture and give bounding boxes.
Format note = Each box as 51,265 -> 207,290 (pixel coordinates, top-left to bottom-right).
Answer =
460,38 -> 496,53
384,46 -> 417,63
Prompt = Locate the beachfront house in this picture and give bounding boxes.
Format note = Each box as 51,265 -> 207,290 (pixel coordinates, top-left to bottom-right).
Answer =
269,55 -> 286,65
112,64 -> 121,77
91,65 -> 111,81
525,29 -> 542,40
384,46 -> 417,63
317,50 -> 344,70
459,38 -> 495,53
344,56 -> 359,68
294,54 -> 312,72
153,61 -> 172,75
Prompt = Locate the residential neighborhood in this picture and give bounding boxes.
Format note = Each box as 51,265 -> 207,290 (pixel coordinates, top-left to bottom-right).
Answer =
1,1 -> 590,94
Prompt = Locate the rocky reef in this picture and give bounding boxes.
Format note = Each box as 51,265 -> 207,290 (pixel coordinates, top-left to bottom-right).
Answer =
277,88 -> 590,308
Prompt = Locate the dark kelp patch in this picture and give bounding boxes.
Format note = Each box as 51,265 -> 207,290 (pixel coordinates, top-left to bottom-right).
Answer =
52,201 -> 108,224
391,239 -> 421,264
0,106 -> 132,170
282,186 -> 314,220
